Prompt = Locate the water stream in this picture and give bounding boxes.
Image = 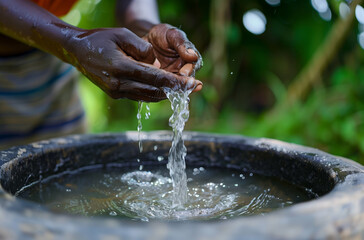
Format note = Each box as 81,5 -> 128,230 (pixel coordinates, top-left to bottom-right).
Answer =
164,88 -> 192,207
137,101 -> 143,153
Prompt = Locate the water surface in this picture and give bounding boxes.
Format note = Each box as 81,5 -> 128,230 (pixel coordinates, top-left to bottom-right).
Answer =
17,166 -> 316,221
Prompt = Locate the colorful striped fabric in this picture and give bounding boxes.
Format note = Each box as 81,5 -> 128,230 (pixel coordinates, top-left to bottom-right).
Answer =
0,49 -> 87,150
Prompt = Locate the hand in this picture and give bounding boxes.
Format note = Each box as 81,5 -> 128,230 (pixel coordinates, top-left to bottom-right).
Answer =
145,24 -> 202,77
67,27 -> 202,102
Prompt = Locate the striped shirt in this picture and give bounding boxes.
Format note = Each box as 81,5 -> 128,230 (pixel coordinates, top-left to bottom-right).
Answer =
0,49 -> 86,149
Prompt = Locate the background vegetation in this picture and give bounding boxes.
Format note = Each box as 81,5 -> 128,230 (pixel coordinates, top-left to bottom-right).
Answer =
63,0 -> 364,164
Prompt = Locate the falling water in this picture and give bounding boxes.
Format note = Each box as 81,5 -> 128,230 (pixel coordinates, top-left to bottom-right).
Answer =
137,101 -> 143,153
164,88 -> 192,207
145,103 -> 151,120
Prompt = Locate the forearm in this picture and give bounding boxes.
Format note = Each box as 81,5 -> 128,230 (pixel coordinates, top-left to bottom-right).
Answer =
0,0 -> 81,64
115,0 -> 160,37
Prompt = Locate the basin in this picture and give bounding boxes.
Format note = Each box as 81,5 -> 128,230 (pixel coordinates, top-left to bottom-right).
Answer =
0,131 -> 364,239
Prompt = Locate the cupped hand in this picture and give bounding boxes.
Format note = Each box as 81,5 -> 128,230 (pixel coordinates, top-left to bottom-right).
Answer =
145,24 -> 202,77
68,28 -> 202,102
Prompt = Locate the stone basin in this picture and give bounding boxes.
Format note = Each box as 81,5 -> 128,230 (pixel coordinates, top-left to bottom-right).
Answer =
0,131 -> 364,239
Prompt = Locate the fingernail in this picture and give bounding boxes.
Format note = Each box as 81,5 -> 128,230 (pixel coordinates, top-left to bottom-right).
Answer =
193,81 -> 203,92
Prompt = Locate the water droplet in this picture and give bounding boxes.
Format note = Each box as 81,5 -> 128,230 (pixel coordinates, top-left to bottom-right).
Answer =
249,173 -> 253,177
234,184 -> 239,187
311,0 -> 328,13
356,5 -> 364,24
137,101 -> 143,153
139,165 -> 144,171
102,71 -> 110,77
193,168 -> 200,175
109,211 -> 117,216
242,9 -> 267,35
66,188 -> 71,192
145,103 -> 151,119
157,156 -> 164,161
339,2 -> 350,19
230,72 -> 233,75
265,0 -> 280,6
137,158 -> 140,163
153,145 -> 158,151
358,32 -> 364,49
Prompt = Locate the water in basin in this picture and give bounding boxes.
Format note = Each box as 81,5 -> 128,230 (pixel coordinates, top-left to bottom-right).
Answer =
16,166 -> 316,221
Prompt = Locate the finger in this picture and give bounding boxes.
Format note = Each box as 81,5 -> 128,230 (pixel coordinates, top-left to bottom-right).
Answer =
117,59 -> 199,91
111,79 -> 166,102
153,59 -> 161,68
179,63 -> 194,76
192,80 -> 203,92
166,28 -> 199,63
115,28 -> 155,64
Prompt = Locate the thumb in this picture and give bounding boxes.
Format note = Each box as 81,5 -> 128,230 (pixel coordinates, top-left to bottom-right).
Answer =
167,28 -> 199,63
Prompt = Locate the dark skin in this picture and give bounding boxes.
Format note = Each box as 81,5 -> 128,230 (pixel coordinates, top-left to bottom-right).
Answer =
0,0 -> 202,102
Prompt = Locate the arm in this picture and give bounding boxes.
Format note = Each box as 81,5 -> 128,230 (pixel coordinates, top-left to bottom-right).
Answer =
0,0 -> 201,102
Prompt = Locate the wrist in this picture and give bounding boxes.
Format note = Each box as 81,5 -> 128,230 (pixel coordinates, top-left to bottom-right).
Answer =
58,26 -> 88,67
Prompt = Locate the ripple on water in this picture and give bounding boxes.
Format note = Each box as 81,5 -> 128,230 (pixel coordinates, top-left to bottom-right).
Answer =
17,167 -> 316,221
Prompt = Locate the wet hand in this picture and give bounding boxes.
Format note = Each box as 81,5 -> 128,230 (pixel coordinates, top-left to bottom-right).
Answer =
68,28 -> 202,102
145,24 -> 202,77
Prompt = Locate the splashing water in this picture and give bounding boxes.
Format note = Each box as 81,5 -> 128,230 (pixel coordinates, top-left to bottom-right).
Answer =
17,166 -> 316,221
137,101 -> 143,153
164,88 -> 192,207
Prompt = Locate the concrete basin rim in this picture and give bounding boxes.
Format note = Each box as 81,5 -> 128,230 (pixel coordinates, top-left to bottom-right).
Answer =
0,131 -> 363,239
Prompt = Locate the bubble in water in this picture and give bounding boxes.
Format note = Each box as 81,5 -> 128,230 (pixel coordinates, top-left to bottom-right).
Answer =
157,156 -> 164,162
193,168 -> 200,175
120,171 -> 171,187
